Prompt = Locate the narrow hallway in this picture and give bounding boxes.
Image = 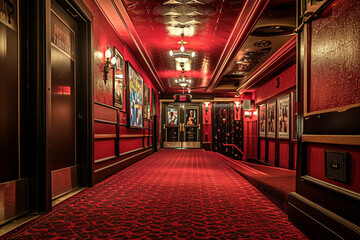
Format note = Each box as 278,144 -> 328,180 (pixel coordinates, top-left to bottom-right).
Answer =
2,149 -> 307,239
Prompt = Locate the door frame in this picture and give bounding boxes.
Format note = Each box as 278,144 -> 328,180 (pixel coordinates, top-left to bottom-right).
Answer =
160,100 -> 203,149
23,0 -> 93,212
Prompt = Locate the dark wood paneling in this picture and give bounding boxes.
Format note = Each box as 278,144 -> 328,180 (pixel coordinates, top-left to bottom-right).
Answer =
0,21 -> 19,183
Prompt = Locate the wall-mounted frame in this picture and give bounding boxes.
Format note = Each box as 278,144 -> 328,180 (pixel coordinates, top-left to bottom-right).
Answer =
291,91 -> 297,141
126,61 -> 143,128
143,82 -> 151,120
259,104 -> 266,137
301,0 -> 360,146
113,47 -> 124,109
277,94 -> 290,139
266,101 -> 276,138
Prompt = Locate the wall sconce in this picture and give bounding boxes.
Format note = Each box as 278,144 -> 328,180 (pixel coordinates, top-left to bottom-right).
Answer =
244,110 -> 252,119
204,102 -> 211,123
234,101 -> 241,114
104,45 -> 116,85
204,102 -> 211,114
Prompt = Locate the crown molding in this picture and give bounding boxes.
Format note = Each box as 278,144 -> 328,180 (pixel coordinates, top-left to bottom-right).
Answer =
205,0 -> 271,93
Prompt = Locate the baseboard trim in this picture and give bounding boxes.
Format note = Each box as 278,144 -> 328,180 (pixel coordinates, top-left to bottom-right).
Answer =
288,192 -> 360,239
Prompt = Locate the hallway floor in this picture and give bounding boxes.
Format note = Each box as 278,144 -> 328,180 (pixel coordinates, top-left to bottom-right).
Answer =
2,149 -> 307,239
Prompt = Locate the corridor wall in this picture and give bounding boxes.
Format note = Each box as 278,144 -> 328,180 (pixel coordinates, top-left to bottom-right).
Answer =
83,0 -> 160,184
253,64 -> 297,169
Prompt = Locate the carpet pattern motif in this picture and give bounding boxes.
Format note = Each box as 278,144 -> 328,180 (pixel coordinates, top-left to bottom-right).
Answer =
2,149 -> 307,239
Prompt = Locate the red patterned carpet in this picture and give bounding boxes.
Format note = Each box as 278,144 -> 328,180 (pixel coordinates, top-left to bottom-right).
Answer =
2,149 -> 307,239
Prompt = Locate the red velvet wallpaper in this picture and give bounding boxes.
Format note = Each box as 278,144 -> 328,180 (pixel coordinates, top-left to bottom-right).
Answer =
255,64 -> 296,104
268,140 -> 276,166
259,139 -> 266,162
279,141 -> 289,169
307,143 -> 360,193
309,0 -> 360,112
94,140 -> 115,160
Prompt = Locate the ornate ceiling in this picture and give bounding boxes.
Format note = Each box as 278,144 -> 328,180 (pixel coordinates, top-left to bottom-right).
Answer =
96,0 -> 296,96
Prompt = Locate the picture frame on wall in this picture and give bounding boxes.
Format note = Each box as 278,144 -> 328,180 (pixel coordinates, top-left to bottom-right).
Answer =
143,83 -> 151,120
277,94 -> 290,139
291,91 -> 297,141
259,104 -> 266,137
266,101 -> 276,138
113,47 -> 124,109
126,61 -> 143,128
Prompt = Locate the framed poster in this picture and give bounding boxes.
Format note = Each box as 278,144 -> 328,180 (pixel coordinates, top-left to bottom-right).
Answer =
167,107 -> 179,125
277,94 -> 290,139
259,104 -> 266,137
126,61 -> 143,128
113,47 -> 124,109
143,83 -> 151,120
185,108 -> 197,125
266,101 -> 276,138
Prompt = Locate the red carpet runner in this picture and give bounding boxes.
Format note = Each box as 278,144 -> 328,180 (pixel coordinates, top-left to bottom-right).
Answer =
2,149 -> 307,239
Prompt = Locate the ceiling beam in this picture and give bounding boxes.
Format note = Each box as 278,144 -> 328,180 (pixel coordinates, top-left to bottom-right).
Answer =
236,35 -> 296,94
205,0 -> 271,93
94,0 -> 165,92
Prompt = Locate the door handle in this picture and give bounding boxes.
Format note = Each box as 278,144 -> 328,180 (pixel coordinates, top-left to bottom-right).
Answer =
163,124 -> 165,130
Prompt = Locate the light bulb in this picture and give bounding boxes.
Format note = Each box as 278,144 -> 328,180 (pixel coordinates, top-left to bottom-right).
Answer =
105,48 -> 112,59
175,79 -> 178,83
111,57 -> 116,65
169,50 -> 173,56
191,52 -> 195,57
180,45 -> 185,52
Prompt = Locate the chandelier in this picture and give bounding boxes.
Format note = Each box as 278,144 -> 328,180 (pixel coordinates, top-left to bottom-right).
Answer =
169,33 -> 195,63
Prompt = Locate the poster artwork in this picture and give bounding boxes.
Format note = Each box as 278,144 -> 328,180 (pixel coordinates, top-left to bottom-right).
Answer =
259,104 -> 266,137
267,101 -> 276,138
128,64 -> 143,128
167,108 -> 178,125
278,95 -> 290,138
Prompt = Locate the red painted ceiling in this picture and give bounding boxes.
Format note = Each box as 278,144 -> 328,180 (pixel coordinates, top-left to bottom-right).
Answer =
122,0 -> 246,93
96,0 -> 295,96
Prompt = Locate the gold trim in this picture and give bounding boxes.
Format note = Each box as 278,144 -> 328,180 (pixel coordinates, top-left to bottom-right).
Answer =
17,0 -> 20,179
304,103 -> 360,117
94,148 -> 152,173
302,134 -> 360,146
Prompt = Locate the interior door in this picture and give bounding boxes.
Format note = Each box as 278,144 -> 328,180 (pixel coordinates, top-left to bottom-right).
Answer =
50,1 -> 79,199
163,103 -> 201,148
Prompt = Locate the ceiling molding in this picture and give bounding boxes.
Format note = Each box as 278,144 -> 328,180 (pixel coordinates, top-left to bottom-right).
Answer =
236,35 -> 296,94
205,0 -> 271,93
94,0 -> 165,92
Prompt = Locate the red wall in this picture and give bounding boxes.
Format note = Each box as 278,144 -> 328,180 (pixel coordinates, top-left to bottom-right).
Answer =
255,64 -> 296,104
83,0 -> 160,184
309,0 -> 360,112
305,0 -> 360,193
252,64 -> 296,169
307,143 -> 360,193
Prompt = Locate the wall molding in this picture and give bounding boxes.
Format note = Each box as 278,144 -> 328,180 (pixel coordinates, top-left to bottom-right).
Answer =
237,36 -> 296,94
288,192 -> 360,239
302,135 -> 360,146
94,148 -> 152,173
206,0 -> 271,92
